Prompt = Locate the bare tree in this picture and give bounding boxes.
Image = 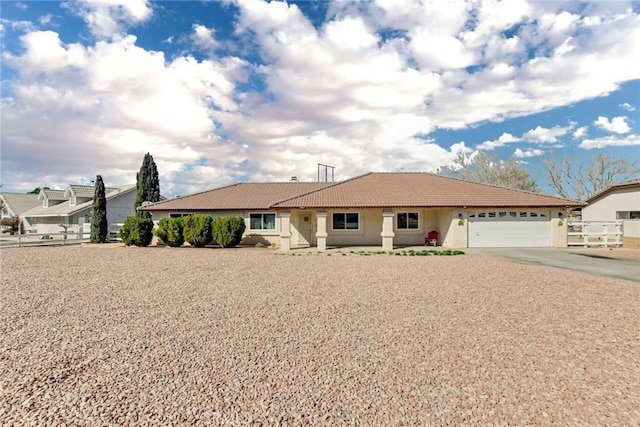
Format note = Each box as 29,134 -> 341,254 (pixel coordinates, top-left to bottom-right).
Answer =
441,152 -> 539,192
541,151 -> 640,200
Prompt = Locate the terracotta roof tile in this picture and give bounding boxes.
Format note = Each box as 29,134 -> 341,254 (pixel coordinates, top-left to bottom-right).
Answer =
585,180 -> 640,204
273,173 -> 585,208
142,173 -> 584,212
141,182 -> 334,211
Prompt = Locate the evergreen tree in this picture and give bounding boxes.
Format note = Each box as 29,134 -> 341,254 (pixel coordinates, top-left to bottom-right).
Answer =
134,153 -> 160,218
90,175 -> 108,243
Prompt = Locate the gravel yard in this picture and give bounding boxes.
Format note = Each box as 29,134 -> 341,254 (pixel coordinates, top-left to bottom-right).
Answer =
1,245 -> 639,425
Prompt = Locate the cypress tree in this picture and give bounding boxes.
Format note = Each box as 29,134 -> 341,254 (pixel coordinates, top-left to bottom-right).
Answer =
134,153 -> 160,218
90,175 -> 108,243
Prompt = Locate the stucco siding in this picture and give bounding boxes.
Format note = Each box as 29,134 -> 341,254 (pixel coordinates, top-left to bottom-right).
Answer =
326,209 -> 382,246
583,188 -> 640,221
106,191 -> 137,226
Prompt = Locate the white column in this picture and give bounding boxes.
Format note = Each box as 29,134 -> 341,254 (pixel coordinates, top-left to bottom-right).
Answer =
381,210 -> 395,251
279,211 -> 292,251
316,211 -> 328,252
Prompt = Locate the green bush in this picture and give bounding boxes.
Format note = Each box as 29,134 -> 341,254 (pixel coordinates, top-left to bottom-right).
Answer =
183,214 -> 213,248
119,216 -> 154,247
212,216 -> 246,248
154,217 -> 184,247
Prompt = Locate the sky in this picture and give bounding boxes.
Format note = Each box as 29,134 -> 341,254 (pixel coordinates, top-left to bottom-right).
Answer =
1,0 -> 639,198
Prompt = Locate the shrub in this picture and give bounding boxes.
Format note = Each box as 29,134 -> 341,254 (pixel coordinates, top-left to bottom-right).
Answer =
119,216 -> 154,247
154,217 -> 184,247
212,216 -> 246,248
182,214 -> 213,248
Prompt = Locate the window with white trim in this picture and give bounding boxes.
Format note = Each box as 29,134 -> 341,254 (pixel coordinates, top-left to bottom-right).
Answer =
332,213 -> 359,230
397,212 -> 419,229
250,213 -> 276,230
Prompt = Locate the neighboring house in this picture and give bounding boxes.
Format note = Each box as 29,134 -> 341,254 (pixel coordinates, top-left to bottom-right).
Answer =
0,192 -> 41,231
140,172 -> 584,250
19,184 -> 137,235
582,181 -> 640,248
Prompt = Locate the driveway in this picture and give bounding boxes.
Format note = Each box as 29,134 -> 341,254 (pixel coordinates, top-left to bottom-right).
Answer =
466,247 -> 640,283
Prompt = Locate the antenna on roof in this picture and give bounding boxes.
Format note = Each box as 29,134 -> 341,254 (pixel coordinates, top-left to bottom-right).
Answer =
317,163 -> 335,182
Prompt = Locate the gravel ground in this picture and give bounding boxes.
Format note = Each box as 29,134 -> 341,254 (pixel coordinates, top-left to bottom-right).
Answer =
1,245 -> 639,426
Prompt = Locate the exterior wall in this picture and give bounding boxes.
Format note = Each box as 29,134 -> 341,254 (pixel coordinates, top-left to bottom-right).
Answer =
551,209 -> 569,248
289,210 -> 316,247
623,220 -> 640,248
242,210 -> 282,246
148,209 -> 283,246
440,209 -> 467,248
582,188 -> 640,221
393,208 -> 440,246
326,209 -> 383,246
31,217 -> 64,234
106,191 -> 137,227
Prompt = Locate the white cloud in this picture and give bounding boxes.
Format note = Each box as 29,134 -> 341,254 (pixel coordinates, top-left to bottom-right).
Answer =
62,0 -> 153,38
38,14 -> 55,26
572,126 -> 588,139
579,134 -> 640,149
593,116 -> 631,134
514,148 -> 543,158
0,18 -> 36,33
3,0 -> 640,195
620,102 -> 636,111
2,31 -> 248,190
191,24 -> 218,52
522,124 -> 573,143
476,132 -> 519,150
15,2 -> 28,10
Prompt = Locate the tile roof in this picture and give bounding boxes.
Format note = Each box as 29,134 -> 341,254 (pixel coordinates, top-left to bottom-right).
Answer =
39,189 -> 67,201
585,180 -> 640,204
141,182 -> 334,211
141,173 -> 584,212
65,185 -> 109,198
274,173 -> 585,208
22,185 -> 136,217
0,193 -> 40,216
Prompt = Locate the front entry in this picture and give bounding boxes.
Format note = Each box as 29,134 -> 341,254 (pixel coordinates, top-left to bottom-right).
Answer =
298,212 -> 314,246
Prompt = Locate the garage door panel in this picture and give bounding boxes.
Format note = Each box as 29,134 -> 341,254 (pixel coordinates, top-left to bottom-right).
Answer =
468,211 -> 551,248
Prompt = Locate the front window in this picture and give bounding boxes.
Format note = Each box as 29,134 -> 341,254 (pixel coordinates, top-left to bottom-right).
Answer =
250,213 -> 276,230
397,212 -> 419,229
332,213 -> 359,230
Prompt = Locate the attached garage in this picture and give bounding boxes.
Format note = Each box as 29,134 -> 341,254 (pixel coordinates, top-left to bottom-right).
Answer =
468,210 -> 551,248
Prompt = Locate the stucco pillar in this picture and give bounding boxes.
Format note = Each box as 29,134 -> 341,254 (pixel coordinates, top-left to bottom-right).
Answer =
381,210 -> 395,251
552,210 -> 568,248
316,211 -> 328,252
279,211 -> 292,251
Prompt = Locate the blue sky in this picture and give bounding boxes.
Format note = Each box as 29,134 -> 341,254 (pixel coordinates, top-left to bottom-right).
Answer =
1,0 -> 639,198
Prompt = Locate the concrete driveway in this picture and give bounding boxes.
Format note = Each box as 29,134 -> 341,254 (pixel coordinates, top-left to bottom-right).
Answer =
466,248 -> 640,283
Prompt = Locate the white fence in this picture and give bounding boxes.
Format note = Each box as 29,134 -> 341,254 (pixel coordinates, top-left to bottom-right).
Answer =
0,231 -> 89,247
567,221 -> 623,247
1,222 -> 124,247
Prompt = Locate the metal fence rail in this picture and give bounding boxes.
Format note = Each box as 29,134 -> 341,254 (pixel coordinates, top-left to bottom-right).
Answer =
567,220 -> 623,247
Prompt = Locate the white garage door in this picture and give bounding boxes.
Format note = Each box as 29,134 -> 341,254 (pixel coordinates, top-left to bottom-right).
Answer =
468,210 -> 551,248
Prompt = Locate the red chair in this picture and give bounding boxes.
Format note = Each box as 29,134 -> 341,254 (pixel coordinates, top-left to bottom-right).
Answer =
425,230 -> 438,246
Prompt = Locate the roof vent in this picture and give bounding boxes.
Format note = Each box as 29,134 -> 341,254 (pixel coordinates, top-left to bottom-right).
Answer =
290,176 -> 298,182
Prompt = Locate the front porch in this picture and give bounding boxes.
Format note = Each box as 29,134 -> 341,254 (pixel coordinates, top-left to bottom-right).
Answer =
278,208 -> 465,251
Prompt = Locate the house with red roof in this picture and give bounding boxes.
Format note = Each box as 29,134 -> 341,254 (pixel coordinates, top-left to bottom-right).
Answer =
582,180 -> 640,248
140,172 -> 585,250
